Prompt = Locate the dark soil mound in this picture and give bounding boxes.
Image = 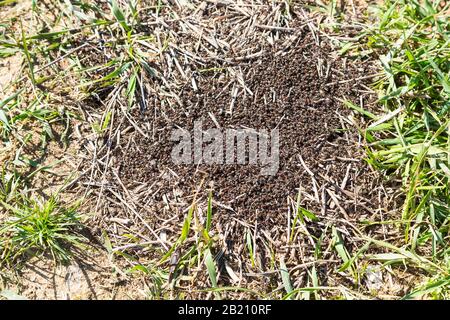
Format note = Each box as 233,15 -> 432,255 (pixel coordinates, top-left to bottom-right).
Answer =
111,33 -> 375,224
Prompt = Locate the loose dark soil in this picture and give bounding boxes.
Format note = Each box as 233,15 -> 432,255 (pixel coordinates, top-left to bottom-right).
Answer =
110,33 -> 376,226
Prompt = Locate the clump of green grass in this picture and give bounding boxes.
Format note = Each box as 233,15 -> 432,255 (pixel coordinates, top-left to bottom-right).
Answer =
339,0 -> 449,298
0,196 -> 85,263
364,0 -> 449,228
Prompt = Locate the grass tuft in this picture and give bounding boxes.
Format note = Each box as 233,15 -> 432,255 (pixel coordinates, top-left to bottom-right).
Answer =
0,196 -> 85,263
